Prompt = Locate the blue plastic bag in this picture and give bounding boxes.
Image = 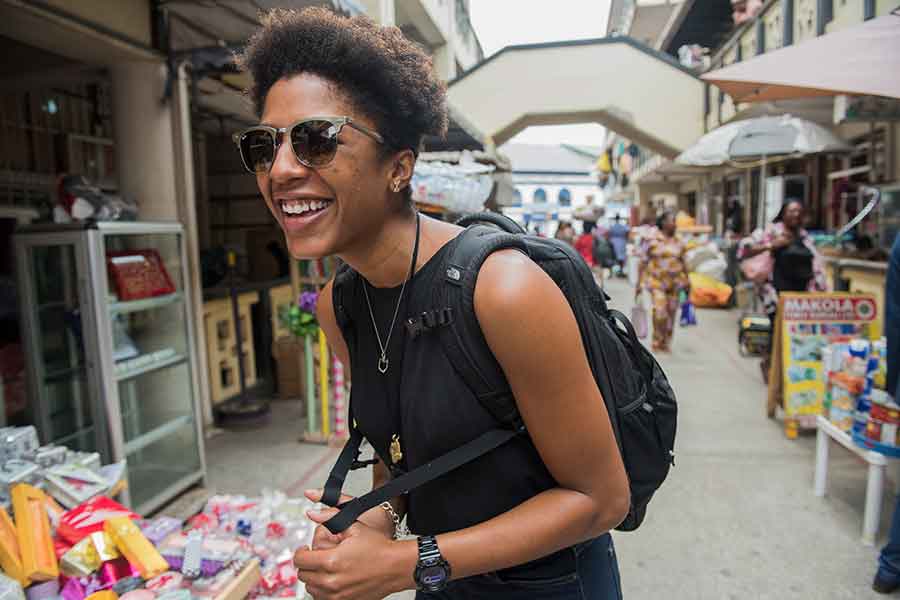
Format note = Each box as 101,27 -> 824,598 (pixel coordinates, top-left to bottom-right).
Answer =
679,300 -> 697,327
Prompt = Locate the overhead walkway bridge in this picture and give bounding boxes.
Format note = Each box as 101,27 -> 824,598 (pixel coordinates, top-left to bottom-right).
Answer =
448,37 -> 705,159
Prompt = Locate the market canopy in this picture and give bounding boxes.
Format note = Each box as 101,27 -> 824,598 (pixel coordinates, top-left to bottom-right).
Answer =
702,13 -> 900,102
448,37 -> 705,158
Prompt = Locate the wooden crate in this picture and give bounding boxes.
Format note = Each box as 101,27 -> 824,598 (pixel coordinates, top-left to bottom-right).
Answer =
202,292 -> 259,406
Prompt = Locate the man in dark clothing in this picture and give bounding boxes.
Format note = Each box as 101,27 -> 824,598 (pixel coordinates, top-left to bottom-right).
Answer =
874,234 -> 900,593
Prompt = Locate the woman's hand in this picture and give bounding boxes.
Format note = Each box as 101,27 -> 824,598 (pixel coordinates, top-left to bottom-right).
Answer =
769,233 -> 793,251
294,505 -> 414,600
303,489 -> 395,549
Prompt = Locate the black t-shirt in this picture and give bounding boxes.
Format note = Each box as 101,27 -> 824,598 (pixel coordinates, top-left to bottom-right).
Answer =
773,236 -> 814,293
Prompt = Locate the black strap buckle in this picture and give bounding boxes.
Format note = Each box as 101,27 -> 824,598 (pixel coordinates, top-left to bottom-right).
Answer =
350,457 -> 380,470
406,308 -> 455,339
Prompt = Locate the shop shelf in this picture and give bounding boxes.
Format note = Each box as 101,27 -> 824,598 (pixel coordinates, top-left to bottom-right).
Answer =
123,414 -> 192,455
43,364 -> 84,382
109,292 -> 183,315
115,353 -> 187,382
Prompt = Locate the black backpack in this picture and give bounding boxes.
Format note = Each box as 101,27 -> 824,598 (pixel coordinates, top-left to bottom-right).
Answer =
320,212 -> 677,534
593,235 -> 616,268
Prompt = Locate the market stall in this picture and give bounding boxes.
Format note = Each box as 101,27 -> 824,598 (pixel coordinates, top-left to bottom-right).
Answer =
0,427 -> 317,600
767,292 -> 882,438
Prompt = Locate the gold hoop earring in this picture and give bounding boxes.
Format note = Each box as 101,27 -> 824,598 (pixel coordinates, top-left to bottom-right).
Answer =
393,181 -> 402,193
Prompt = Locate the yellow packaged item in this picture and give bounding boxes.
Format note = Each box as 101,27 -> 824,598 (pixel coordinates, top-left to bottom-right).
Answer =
104,517 -> 168,579
89,531 -> 120,562
85,591 -> 118,600
11,484 -> 58,581
0,506 -> 28,586
60,536 -> 102,577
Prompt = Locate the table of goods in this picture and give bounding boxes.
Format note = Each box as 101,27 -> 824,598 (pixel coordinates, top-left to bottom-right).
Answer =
0,426 -> 317,600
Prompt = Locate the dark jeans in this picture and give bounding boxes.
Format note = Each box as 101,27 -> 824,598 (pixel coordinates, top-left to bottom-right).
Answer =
414,534 -> 622,600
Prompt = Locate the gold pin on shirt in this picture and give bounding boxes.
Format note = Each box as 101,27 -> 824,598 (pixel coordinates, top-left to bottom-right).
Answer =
390,434 -> 403,464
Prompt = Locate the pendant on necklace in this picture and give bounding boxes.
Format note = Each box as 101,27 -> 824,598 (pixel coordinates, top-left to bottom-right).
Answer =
390,434 -> 403,464
378,355 -> 389,374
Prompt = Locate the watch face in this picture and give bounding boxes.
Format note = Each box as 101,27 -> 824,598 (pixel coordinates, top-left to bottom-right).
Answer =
420,564 -> 448,588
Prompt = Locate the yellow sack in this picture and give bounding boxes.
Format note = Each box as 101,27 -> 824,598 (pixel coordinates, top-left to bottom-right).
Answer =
675,211 -> 695,228
689,272 -> 732,308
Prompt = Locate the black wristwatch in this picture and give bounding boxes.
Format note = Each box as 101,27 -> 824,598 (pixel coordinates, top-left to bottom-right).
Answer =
413,535 -> 451,593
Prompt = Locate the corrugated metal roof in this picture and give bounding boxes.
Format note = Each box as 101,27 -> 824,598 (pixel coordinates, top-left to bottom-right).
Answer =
500,144 -> 601,174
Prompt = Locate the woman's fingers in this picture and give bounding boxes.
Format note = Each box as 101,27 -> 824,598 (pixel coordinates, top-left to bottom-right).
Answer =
311,524 -> 342,550
304,488 -> 356,505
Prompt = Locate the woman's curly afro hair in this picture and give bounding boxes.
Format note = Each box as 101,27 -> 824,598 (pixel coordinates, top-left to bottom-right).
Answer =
238,7 -> 449,155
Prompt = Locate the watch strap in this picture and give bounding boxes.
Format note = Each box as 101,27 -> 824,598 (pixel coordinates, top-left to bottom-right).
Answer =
417,535 -> 442,562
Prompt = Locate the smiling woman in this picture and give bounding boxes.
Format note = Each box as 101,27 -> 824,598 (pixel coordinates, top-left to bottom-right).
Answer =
235,8 -> 627,600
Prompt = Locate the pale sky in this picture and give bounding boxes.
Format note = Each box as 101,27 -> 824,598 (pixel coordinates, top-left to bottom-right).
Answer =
468,0 -> 612,148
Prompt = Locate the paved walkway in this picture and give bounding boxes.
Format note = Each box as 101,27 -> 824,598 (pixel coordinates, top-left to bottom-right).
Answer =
206,277 -> 891,599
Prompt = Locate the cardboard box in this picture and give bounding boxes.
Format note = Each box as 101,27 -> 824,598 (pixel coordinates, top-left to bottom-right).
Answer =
273,337 -> 304,400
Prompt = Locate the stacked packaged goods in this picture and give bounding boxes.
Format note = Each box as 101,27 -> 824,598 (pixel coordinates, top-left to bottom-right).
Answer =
824,337 -> 900,456
824,339 -> 887,437
0,474 -> 317,600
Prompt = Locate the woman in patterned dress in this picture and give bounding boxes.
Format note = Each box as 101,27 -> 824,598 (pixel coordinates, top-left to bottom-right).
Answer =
636,210 -> 690,352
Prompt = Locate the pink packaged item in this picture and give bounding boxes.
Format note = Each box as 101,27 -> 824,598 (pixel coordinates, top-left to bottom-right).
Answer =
740,251 -> 773,284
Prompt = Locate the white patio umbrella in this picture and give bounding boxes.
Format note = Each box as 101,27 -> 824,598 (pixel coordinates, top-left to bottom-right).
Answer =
676,115 -> 851,225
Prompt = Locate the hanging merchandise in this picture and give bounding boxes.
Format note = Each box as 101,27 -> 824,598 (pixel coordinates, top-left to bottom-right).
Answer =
596,151 -> 612,173
410,153 -> 495,214
619,153 -> 633,175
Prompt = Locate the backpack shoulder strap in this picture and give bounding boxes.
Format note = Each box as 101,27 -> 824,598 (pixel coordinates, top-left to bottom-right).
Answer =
331,260 -> 357,334
434,225 -> 529,427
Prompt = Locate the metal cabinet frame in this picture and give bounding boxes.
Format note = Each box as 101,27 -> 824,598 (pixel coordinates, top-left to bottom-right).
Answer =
15,221 -> 206,514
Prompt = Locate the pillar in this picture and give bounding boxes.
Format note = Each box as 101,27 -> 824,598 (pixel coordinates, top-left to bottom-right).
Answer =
110,61 -> 178,219
172,62 -> 214,428
111,60 -> 214,428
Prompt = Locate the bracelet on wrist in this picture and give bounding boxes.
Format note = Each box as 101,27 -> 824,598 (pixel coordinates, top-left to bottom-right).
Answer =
380,501 -> 409,539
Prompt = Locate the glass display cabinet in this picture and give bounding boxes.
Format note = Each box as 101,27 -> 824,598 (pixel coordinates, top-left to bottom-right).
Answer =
14,221 -> 205,514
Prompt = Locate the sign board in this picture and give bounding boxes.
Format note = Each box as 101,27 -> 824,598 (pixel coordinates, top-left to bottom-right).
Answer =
771,293 -> 879,432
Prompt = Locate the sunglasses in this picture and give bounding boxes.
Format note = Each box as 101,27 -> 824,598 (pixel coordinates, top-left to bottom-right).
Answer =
232,116 -> 385,174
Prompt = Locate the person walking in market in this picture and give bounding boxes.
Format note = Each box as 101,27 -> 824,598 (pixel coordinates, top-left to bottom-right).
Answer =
873,233 -> 900,594
635,210 -> 690,353
608,214 -> 630,278
575,221 -> 606,286
553,220 -> 576,246
234,8 -> 628,599
737,199 -> 826,382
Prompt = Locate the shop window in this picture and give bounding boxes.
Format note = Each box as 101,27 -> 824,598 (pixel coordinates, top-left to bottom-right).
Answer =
534,188 -> 547,203
512,188 -> 522,207
558,188 -> 572,207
